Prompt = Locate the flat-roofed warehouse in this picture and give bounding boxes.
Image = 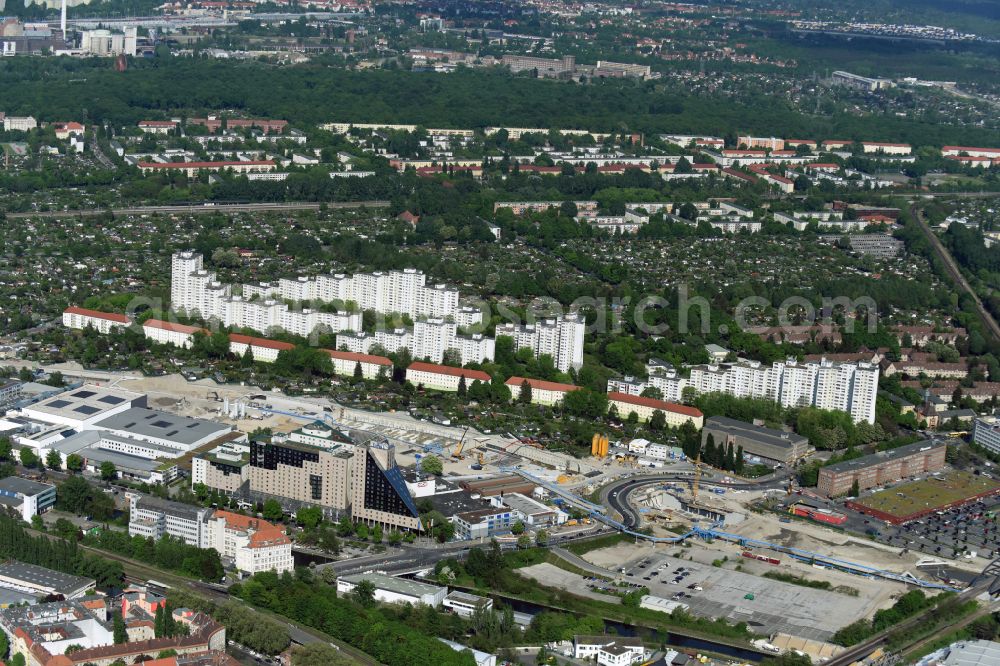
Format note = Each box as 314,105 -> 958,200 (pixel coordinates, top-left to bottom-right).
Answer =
93,407 -> 234,454
20,385 -> 146,428
702,416 -> 811,466
0,562 -> 94,599
336,572 -> 447,607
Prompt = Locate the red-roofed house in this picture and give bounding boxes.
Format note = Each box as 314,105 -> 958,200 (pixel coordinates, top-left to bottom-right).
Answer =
138,120 -> 178,134
203,510 -> 293,574
861,141 -> 911,155
323,348 -> 393,379
608,392 -> 704,428
396,210 -> 420,226
63,306 -> 131,334
52,121 -> 85,139
143,319 -> 209,349
504,376 -> 580,406
821,140 -> 852,150
942,146 -> 1000,158
406,362 -> 491,392
757,171 -> 795,193
228,333 -> 295,363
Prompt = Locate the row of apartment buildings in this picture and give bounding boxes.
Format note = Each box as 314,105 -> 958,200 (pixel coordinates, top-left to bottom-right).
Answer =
609,356 -> 879,424
170,251 -> 586,371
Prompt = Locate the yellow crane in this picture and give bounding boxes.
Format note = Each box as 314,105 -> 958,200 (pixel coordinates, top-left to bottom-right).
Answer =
452,427 -> 470,459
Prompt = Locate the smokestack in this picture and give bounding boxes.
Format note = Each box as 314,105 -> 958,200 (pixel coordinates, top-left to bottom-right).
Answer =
60,0 -> 67,41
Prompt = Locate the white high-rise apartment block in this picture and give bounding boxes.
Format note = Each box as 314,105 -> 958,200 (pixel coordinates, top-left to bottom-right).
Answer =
687,357 -> 878,423
170,251 -> 494,362
337,319 -> 492,365
495,314 -> 585,373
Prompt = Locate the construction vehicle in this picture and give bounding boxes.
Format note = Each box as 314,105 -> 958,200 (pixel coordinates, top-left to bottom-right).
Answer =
451,427 -> 470,460
470,451 -> 486,471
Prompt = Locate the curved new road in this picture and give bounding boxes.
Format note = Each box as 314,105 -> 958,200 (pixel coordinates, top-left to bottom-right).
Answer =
601,471 -> 791,528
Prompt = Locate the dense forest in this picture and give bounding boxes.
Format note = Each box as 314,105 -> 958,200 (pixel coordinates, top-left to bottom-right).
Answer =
2,58 -> 1000,146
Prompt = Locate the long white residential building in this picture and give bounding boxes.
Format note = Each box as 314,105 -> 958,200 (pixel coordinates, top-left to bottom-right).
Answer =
687,357 -> 879,423
338,318 -> 494,365
495,314 -> 585,372
171,250 -> 486,345
170,250 -> 362,338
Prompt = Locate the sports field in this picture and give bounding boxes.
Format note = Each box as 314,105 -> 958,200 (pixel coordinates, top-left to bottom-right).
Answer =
855,470 -> 1000,521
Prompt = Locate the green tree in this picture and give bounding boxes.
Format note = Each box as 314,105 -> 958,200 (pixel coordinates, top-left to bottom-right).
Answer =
352,579 -> 376,607
849,478 -> 860,497
100,461 -> 117,481
295,506 -> 322,529
19,447 -> 38,469
45,450 -> 62,471
65,453 -> 84,473
420,455 -> 443,476
291,642 -> 357,666
113,610 -> 128,644
353,361 -> 363,379
518,379 -> 532,404
262,499 -> 284,522
535,529 -> 549,546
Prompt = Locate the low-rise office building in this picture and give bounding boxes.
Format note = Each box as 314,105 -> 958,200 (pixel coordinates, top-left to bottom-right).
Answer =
817,439 -> 946,496
453,506 -> 515,540
574,635 -> 646,666
443,590 -> 493,618
336,572 -> 447,607
129,494 -> 209,546
702,416 -> 811,466
0,477 -> 55,522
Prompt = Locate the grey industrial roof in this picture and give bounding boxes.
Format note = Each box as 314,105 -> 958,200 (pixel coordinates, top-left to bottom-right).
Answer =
0,561 -> 95,596
81,448 -> 165,473
0,476 -> 55,497
95,408 -> 231,446
444,590 -> 490,605
823,439 -> 944,474
704,416 -> 808,448
26,385 -> 143,422
340,572 -> 444,598
940,640 -> 1000,666
133,495 -> 206,521
500,492 -> 555,517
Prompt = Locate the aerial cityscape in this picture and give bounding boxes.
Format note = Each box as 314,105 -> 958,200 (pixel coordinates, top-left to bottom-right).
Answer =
3,0 -> 1000,665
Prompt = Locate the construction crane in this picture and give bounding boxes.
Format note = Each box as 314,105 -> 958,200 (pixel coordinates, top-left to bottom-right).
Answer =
452,427 -> 470,459
692,453 -> 703,503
